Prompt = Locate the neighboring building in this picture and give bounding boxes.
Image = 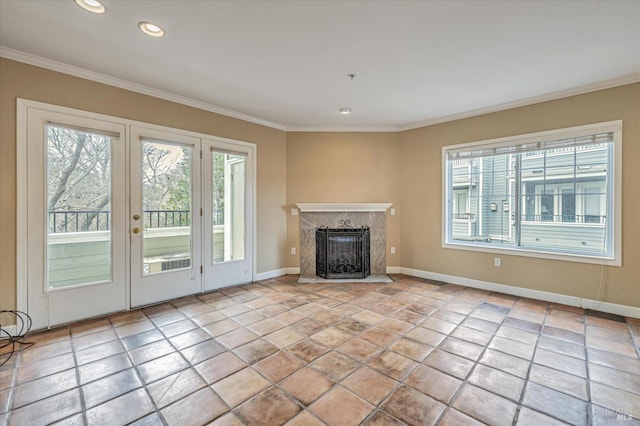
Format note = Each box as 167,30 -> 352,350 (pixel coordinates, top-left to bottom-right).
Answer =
450,137 -> 609,256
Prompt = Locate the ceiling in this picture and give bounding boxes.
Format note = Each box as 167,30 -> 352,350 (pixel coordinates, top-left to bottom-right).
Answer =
1,0 -> 639,131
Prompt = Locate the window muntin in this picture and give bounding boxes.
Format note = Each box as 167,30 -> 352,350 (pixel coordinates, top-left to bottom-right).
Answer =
444,122 -> 620,263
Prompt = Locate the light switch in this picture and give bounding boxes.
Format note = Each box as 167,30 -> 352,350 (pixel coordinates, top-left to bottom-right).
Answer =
291,208 -> 299,216
390,208 -> 396,216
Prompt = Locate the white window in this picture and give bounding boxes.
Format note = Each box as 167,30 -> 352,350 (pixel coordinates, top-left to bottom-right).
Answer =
443,121 -> 621,265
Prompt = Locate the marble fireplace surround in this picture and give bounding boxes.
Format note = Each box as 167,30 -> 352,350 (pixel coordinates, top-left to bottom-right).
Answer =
296,203 -> 392,281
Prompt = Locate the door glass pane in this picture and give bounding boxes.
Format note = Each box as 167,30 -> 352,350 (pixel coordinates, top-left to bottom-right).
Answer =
584,187 -> 602,223
47,125 -> 112,289
212,151 -> 246,263
562,189 -> 575,222
541,189 -> 554,221
142,140 -> 192,274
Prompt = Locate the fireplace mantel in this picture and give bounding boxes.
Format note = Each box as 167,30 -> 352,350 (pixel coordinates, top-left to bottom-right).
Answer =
297,206 -> 389,280
296,203 -> 392,213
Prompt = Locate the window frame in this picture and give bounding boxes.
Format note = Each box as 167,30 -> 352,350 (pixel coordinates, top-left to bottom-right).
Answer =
442,120 -> 622,266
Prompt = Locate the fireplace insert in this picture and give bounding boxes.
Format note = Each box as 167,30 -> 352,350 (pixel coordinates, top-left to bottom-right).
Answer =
316,226 -> 370,279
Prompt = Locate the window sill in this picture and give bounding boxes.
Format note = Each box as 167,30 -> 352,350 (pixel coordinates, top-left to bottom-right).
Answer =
442,241 -> 620,266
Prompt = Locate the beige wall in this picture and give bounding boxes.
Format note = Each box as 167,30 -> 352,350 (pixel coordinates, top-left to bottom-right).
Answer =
0,58 -> 288,312
2,56 -> 638,314
286,132 -> 402,268
399,83 -> 640,308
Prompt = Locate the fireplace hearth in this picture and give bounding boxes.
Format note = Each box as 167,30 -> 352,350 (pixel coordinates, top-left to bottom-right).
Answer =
316,225 -> 370,279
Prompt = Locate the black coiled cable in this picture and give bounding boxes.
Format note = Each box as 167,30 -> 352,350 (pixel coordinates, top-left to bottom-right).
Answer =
0,310 -> 34,367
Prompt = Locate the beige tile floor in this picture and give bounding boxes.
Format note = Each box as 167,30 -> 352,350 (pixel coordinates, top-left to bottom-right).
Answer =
1,275 -> 639,425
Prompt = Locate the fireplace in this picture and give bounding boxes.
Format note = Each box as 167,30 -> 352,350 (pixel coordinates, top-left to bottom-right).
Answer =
295,203 -> 392,282
316,226 -> 370,279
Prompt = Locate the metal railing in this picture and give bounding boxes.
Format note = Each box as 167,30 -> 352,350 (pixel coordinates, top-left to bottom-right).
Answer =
49,209 -> 224,233
452,213 -> 476,220
144,210 -> 191,229
522,214 -> 606,224
49,210 -> 111,233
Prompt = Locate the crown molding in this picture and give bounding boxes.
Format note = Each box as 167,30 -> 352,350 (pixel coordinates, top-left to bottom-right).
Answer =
287,126 -> 400,132
0,46 -> 288,131
3,46 -> 638,134
398,72 -> 640,132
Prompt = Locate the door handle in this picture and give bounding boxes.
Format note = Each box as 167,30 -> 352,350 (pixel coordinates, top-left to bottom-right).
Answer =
132,227 -> 140,234
133,214 -> 140,220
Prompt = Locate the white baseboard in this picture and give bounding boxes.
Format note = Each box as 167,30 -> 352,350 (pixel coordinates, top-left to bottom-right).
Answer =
0,325 -> 17,338
270,264 -> 639,319
581,298 -> 640,319
255,268 -> 288,281
399,267 -> 640,319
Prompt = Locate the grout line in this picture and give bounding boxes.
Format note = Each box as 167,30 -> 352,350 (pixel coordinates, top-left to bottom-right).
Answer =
2,344 -> 19,425
69,325 -> 88,426
628,319 -> 640,360
117,310 -> 169,426
513,296 -> 551,424
5,276 -> 638,425
432,289 -> 518,425
584,311 -> 594,425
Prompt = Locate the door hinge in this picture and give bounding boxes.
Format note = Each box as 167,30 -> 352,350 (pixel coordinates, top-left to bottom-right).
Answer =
200,208 -> 203,216
200,150 -> 203,159
200,266 -> 203,274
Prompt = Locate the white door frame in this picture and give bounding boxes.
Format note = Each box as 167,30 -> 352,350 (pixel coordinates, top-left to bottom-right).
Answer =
17,100 -> 129,329
202,137 -> 257,290
17,99 -> 258,330
129,126 -> 202,307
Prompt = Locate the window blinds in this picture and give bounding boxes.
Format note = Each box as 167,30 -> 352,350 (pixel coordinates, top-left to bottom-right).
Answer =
447,132 -> 614,161
47,121 -> 120,139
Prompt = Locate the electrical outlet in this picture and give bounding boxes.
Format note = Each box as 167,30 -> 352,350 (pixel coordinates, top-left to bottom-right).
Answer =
291,247 -> 296,255
494,257 -> 501,267
390,247 -> 396,254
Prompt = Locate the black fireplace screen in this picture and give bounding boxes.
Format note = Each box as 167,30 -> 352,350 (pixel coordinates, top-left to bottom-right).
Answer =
316,226 -> 370,279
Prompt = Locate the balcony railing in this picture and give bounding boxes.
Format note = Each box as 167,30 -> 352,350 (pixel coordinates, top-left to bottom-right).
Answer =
452,213 -> 476,220
49,210 -> 112,233
144,210 -> 191,229
49,209 -> 224,233
522,214 -> 606,224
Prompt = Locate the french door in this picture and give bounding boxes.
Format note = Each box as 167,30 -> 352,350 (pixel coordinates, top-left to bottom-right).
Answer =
20,101 -> 254,329
129,127 -> 202,307
202,138 -> 254,290
24,107 -> 128,329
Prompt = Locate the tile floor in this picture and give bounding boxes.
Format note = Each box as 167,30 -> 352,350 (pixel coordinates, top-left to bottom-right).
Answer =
1,275 -> 639,425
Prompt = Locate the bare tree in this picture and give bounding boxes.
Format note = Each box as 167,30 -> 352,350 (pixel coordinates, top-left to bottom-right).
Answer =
46,126 -> 195,232
47,126 -> 112,231
47,129 -> 87,211
141,142 -> 190,211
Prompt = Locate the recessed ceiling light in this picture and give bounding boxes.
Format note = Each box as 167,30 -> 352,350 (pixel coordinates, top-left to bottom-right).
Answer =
138,21 -> 165,38
338,107 -> 352,115
74,0 -> 106,14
